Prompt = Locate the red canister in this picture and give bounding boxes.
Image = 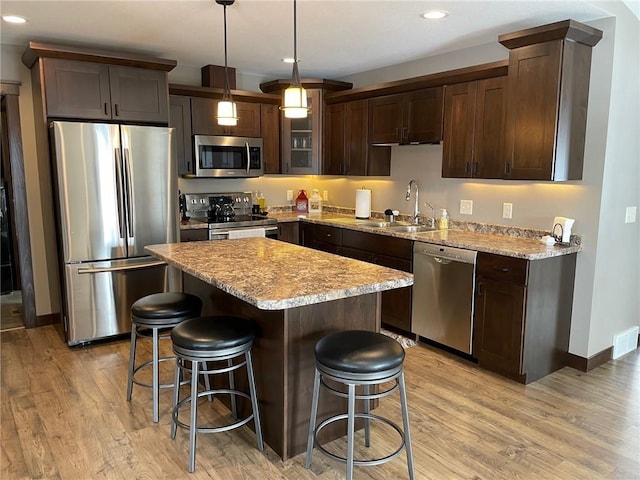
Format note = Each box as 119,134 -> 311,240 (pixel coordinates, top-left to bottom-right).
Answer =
295,190 -> 309,213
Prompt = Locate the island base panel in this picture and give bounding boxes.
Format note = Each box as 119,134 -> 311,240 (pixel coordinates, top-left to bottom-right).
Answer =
184,274 -> 382,460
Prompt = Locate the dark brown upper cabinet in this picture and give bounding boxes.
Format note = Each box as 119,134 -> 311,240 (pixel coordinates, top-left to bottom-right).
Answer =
368,87 -> 443,145
324,100 -> 390,176
41,58 -> 169,124
190,97 -> 261,137
442,76 -> 507,179
499,20 -> 602,181
261,103 -> 281,174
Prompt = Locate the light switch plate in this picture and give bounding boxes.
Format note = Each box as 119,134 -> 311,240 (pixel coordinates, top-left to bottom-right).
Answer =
286,190 -> 293,201
625,206 -> 637,223
323,190 -> 329,201
460,199 -> 473,215
503,202 -> 513,219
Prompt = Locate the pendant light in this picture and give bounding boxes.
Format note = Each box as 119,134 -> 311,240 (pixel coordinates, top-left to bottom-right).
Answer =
282,0 -> 309,119
216,0 -> 238,126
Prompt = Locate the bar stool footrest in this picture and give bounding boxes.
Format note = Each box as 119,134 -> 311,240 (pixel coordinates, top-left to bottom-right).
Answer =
172,389 -> 255,434
313,412 -> 406,467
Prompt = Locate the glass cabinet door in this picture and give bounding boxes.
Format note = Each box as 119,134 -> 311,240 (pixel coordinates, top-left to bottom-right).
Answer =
282,89 -> 322,174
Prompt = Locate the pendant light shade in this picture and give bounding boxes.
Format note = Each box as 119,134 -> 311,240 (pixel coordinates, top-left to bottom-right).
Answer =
216,0 -> 238,126
282,0 -> 309,119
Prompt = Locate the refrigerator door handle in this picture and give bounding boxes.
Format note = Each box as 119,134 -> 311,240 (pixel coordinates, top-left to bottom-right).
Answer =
114,148 -> 126,239
123,147 -> 134,237
77,260 -> 166,274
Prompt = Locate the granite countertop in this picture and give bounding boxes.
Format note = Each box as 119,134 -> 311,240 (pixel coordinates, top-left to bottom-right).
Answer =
145,238 -> 413,310
269,211 -> 581,260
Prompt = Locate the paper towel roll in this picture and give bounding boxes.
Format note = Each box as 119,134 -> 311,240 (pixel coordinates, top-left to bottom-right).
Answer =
355,189 -> 371,219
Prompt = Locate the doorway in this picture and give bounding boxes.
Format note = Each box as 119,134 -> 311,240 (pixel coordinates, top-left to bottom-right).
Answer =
1,81 -> 36,330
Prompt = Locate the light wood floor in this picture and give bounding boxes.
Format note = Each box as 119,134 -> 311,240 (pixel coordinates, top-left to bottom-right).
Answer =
1,325 -> 638,479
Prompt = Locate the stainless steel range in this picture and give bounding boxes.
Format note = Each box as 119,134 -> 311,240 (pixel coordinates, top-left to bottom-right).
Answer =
183,192 -> 278,240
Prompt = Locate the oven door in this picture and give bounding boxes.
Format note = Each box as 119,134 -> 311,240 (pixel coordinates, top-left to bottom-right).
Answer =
209,225 -> 279,240
194,135 -> 263,178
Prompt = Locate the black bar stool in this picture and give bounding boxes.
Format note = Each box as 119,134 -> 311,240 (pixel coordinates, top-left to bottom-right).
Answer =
170,315 -> 264,473
305,330 -> 415,480
127,292 -> 203,423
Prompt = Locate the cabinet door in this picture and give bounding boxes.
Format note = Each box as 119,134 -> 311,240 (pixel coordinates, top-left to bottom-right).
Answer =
474,277 -> 526,377
344,100 -> 368,175
191,98 -> 261,137
404,87 -> 443,144
282,89 -> 322,174
277,222 -> 300,244
109,66 -> 169,123
368,95 -> 403,144
42,58 -> 112,120
442,82 -> 476,178
504,41 -> 562,180
324,103 -> 346,175
261,103 -> 281,174
474,76 -> 507,179
169,96 -> 193,175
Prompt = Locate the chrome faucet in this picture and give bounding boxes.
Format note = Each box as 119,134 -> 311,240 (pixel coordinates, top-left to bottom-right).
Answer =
405,180 -> 420,224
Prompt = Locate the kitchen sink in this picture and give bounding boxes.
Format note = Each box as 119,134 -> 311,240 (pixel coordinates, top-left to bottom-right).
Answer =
324,218 -> 391,228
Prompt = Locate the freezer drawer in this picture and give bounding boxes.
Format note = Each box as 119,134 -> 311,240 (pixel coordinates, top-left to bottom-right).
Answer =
63,258 -> 169,345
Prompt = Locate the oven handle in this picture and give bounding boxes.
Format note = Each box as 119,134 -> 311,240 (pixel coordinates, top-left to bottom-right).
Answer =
209,225 -> 278,239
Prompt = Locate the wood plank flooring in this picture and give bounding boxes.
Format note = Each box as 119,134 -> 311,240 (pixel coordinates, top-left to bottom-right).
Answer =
1,325 -> 638,479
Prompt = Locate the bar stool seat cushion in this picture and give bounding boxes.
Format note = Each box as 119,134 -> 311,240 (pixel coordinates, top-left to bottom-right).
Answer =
171,316 -> 258,352
131,293 -> 203,325
315,330 -> 405,374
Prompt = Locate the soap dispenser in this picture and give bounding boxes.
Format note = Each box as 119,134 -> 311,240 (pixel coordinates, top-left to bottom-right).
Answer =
439,209 -> 449,230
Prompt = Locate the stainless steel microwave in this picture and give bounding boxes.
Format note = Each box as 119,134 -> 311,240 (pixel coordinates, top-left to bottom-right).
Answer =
194,135 -> 263,178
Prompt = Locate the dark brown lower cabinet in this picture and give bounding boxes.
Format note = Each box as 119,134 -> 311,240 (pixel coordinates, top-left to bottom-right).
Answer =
277,222 -> 299,244
474,252 -> 577,384
180,228 -> 208,242
301,223 -> 413,334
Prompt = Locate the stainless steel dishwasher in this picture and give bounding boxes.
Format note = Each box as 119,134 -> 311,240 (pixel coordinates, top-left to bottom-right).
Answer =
411,242 -> 477,354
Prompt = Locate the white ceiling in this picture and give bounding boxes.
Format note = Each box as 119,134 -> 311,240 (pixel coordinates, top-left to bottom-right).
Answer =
0,0 -> 617,81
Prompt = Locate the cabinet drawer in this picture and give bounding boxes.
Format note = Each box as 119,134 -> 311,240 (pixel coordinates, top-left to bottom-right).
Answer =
342,229 -> 412,260
180,228 -> 208,242
314,225 -> 342,246
477,252 -> 528,285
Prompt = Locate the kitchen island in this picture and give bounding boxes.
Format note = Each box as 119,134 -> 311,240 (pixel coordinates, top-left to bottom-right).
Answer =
145,238 -> 413,460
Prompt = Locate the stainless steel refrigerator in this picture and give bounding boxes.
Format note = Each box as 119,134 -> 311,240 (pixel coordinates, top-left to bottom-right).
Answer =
50,121 -> 178,345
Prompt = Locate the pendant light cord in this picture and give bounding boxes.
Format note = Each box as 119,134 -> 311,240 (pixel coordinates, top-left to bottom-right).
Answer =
223,3 -> 232,100
292,0 -> 300,87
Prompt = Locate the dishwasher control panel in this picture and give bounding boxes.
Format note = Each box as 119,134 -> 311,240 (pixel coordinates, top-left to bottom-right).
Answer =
413,242 -> 477,264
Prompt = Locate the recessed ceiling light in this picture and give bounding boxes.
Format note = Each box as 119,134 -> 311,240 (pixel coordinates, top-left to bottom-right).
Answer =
421,10 -> 449,20
2,15 -> 28,24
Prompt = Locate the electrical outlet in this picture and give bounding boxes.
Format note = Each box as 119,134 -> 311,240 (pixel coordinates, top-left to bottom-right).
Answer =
286,190 -> 293,201
323,190 -> 329,201
625,206 -> 637,223
503,202 -> 513,219
460,200 -> 473,215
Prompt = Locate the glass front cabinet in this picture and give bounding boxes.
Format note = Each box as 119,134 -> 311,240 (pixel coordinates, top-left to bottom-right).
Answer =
281,89 -> 322,174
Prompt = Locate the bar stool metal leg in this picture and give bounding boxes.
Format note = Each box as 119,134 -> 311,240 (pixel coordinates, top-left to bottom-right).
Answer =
152,327 -> 160,423
246,350 -> 264,450
228,359 -> 237,418
399,372 -> 415,480
364,384 -> 371,448
305,368 -> 321,468
346,383 -> 356,480
188,360 -> 200,473
126,326 -> 137,401
171,357 -> 181,439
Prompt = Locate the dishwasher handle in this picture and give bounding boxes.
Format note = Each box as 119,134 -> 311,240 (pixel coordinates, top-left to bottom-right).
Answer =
433,256 -> 452,265
413,242 -> 477,265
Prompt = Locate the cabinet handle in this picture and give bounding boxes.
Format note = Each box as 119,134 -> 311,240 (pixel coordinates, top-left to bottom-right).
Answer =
504,162 -> 511,175
473,162 -> 479,176
104,103 -> 109,115
476,280 -> 484,296
492,266 -> 510,273
464,162 -> 470,176
114,104 -> 119,117
395,127 -> 400,140
402,127 -> 408,139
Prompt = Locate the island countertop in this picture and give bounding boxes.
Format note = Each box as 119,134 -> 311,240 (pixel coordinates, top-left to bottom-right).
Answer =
145,238 -> 413,310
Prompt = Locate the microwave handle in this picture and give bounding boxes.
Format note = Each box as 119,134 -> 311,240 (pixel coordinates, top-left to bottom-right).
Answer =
246,142 -> 250,174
